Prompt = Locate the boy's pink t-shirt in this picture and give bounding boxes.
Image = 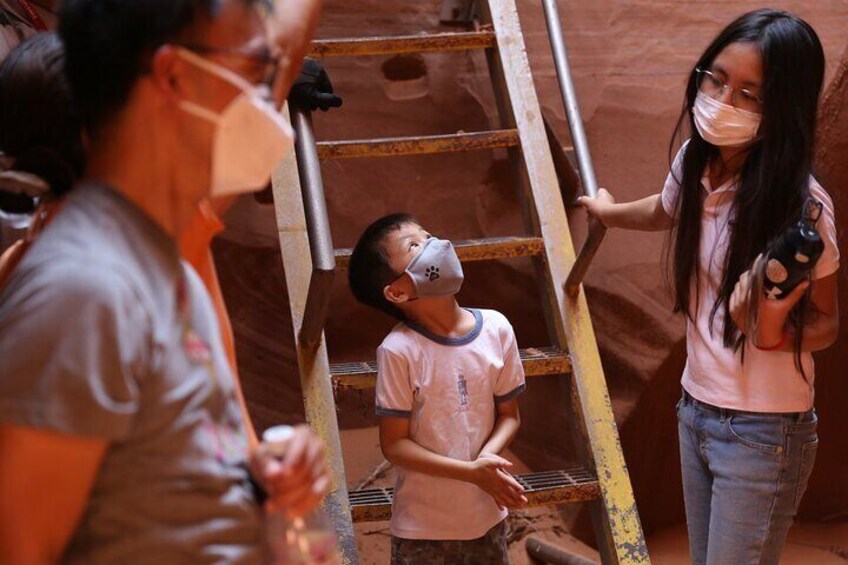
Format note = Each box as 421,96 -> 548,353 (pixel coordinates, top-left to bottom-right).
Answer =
375,308 -> 526,540
662,144 -> 840,412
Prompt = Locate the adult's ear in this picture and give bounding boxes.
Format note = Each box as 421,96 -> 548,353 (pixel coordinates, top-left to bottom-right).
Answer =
150,45 -> 184,101
383,283 -> 410,305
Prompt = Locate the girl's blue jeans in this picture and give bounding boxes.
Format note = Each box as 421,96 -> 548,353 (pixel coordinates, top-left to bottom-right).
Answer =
676,389 -> 818,565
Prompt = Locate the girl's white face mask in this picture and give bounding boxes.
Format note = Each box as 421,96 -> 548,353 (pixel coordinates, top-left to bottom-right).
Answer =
693,91 -> 762,147
176,48 -> 294,197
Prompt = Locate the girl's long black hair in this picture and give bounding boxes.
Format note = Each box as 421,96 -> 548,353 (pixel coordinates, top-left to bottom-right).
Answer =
667,9 -> 825,364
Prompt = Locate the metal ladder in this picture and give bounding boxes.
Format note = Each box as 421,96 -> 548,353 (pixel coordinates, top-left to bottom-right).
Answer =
269,1 -> 648,562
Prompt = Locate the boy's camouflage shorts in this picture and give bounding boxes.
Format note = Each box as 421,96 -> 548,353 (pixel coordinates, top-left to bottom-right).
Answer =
390,520 -> 509,564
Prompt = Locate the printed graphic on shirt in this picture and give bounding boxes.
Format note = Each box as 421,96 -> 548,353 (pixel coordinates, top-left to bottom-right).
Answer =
183,327 -> 212,364
456,374 -> 469,412
203,408 -> 248,465
178,274 -> 248,465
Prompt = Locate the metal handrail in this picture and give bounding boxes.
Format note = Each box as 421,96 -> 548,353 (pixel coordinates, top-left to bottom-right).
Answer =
541,0 -> 607,296
291,106 -> 336,348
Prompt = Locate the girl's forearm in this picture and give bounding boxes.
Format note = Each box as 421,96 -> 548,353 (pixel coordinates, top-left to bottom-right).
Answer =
603,194 -> 674,231
757,313 -> 839,353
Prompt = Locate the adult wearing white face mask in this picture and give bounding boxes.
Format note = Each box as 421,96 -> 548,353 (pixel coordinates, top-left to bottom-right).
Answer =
0,1 -> 330,563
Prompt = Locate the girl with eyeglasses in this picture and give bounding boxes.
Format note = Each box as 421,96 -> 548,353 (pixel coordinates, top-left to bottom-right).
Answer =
580,9 -> 839,564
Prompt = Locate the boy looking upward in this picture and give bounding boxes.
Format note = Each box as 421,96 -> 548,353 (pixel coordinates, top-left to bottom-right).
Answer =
349,213 -> 527,563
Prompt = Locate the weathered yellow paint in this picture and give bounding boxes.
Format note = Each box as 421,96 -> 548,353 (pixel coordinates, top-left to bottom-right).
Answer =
308,30 -> 496,58
317,129 -> 520,160
271,106 -> 359,565
482,0 -> 650,562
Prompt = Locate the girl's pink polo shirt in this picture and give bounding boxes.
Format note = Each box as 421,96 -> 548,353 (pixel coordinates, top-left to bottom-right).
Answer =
662,144 -> 839,412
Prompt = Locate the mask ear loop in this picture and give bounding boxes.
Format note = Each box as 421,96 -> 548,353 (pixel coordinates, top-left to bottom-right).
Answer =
176,47 -> 258,92
178,100 -> 223,124
384,272 -> 419,303
174,47 -> 262,123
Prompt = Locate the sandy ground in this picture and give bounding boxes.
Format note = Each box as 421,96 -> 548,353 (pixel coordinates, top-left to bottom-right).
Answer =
647,523 -> 848,565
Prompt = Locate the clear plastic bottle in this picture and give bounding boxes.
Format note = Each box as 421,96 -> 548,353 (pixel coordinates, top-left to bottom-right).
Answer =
262,425 -> 341,565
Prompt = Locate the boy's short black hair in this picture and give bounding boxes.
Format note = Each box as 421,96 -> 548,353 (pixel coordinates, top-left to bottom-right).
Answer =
58,0 -> 263,132
348,213 -> 417,320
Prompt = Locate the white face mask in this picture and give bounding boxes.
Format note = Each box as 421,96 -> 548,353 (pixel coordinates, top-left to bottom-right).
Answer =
693,91 -> 762,147
176,48 -> 294,197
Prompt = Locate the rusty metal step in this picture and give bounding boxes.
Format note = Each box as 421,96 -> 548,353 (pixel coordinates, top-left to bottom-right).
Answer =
331,346 -> 570,390
308,30 -> 496,58
349,467 -> 600,522
317,129 -> 519,161
335,235 -> 544,270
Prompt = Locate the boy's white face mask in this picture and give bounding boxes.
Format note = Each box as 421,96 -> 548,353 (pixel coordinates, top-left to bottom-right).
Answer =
693,91 -> 762,147
176,48 -> 294,197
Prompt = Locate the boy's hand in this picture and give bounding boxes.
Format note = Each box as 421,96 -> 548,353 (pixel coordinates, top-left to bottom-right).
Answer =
469,453 -> 527,510
577,188 -> 615,228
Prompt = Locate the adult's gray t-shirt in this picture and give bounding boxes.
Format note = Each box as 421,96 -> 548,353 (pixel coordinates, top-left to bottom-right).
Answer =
0,183 -> 262,563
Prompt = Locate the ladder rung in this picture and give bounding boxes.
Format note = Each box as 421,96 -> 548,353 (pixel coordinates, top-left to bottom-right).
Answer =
332,346 -> 570,389
349,468 -> 599,523
308,30 -> 496,58
317,129 -> 519,160
335,236 -> 544,270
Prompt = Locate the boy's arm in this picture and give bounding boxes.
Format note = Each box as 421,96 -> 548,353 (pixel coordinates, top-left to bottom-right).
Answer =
379,417 -> 475,482
479,398 -> 520,457
380,417 -> 526,510
578,190 -> 673,231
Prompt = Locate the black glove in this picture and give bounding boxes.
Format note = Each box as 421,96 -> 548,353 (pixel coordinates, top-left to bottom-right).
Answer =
288,58 -> 342,112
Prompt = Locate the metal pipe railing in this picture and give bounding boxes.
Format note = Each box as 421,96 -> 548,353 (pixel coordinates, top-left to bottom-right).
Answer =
291,106 -> 336,348
541,0 -> 607,296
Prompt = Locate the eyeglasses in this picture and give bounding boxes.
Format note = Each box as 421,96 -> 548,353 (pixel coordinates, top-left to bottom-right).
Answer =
177,43 -> 279,89
695,68 -> 763,113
